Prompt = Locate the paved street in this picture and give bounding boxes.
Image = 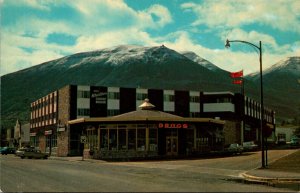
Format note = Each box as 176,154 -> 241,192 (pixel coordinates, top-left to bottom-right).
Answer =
1,149 -> 298,192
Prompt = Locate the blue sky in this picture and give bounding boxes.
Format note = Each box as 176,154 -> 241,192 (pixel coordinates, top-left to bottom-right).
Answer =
1,0 -> 299,76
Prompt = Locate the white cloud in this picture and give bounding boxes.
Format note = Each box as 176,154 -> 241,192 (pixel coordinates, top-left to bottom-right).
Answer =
69,0 -> 172,30
145,4 -> 173,27
181,0 -> 300,33
0,0 -> 174,75
2,0 -> 56,10
74,28 -> 157,52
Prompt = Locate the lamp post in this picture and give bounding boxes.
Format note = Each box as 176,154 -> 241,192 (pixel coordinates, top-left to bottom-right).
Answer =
225,39 -> 266,168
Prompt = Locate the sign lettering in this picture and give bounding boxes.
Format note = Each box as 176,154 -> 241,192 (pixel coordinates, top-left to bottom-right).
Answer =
158,123 -> 188,129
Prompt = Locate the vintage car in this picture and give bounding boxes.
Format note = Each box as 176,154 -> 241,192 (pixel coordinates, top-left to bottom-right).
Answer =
15,147 -> 48,159
224,143 -> 243,155
242,141 -> 259,152
0,147 -> 16,155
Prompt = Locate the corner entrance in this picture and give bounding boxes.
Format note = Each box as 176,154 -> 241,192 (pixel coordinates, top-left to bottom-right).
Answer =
166,136 -> 178,156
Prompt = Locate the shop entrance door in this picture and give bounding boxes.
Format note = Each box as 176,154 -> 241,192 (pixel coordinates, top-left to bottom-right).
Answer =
166,136 -> 178,156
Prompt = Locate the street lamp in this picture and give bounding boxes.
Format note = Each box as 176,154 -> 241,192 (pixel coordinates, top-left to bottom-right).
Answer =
225,39 -> 266,168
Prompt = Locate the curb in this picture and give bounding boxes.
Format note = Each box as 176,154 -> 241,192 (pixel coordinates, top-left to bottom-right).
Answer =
242,172 -> 300,184
49,156 -> 100,163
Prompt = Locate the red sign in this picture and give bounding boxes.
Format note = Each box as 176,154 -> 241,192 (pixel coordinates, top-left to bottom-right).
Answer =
230,70 -> 243,78
232,79 -> 243,84
158,123 -> 188,129
45,130 -> 52,135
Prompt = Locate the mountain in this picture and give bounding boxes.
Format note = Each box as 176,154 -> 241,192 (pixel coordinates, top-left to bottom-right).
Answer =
1,45 -> 236,128
181,51 -> 226,72
246,57 -> 300,120
1,45 -> 298,128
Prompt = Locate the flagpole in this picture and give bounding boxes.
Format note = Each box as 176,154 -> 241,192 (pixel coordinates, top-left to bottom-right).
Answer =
242,72 -> 245,95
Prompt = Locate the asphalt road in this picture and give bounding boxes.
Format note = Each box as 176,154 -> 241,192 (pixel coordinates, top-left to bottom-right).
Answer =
0,149 -> 297,192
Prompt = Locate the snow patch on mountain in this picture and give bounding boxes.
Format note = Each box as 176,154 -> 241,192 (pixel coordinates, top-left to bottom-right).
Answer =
68,45 -> 186,69
263,57 -> 300,75
181,51 -> 221,71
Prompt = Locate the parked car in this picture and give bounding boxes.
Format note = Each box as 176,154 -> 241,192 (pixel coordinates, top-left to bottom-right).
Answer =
15,147 -> 48,159
290,137 -> 300,147
242,141 -> 259,152
0,147 -> 16,155
224,143 -> 243,155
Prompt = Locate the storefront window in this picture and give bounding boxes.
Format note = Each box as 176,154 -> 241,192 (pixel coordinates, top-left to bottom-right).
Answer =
100,129 -> 108,150
128,129 -> 136,150
46,134 -> 57,148
109,129 -> 117,151
186,129 -> 194,151
149,127 -> 157,151
118,128 -> 127,150
87,128 -> 98,150
30,136 -> 39,148
196,128 -> 209,151
137,129 -> 145,151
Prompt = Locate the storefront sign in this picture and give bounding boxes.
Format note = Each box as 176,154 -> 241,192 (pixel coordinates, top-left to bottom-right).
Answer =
158,123 -> 188,129
57,127 -> 65,132
91,90 -> 107,104
57,124 -> 65,132
45,130 -> 52,135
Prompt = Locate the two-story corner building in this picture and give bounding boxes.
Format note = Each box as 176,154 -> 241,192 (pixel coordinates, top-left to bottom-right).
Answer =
29,85 -> 275,158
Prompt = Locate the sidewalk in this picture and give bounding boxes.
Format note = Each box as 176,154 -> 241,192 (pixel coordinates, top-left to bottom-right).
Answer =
242,149 -> 300,184
49,149 -> 300,184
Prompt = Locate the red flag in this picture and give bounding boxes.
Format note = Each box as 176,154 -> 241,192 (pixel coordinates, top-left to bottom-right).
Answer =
230,70 -> 243,78
233,79 -> 243,84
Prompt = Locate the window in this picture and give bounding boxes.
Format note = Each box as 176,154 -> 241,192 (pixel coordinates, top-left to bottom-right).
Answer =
186,129 -> 194,152
77,90 -> 90,98
46,134 -> 57,151
216,97 -> 232,103
108,92 -> 120,99
189,112 -> 200,118
206,96 -> 233,103
118,128 -> 127,150
87,128 -> 98,150
136,93 -> 148,101
30,136 -> 39,148
164,94 -> 174,102
109,129 -> 117,151
195,129 -> 209,151
149,127 -> 157,151
128,129 -> 136,150
100,129 -> 108,150
190,96 -> 200,103
107,109 -> 120,117
77,108 -> 90,116
137,129 -> 146,151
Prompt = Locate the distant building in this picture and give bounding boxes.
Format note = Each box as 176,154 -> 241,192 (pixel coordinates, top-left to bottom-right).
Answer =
13,120 -> 31,148
275,125 -> 299,144
20,123 -> 30,146
30,85 -> 275,158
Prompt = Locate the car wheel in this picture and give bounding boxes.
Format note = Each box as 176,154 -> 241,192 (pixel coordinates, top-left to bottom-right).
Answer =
21,156 -> 25,159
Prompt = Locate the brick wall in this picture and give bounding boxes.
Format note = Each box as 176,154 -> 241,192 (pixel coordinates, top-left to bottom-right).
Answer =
57,85 -> 71,156
224,120 -> 241,145
39,135 -> 46,153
